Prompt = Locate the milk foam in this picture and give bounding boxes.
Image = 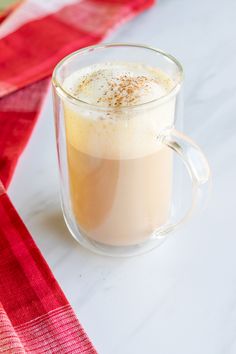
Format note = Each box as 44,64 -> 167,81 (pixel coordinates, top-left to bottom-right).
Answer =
63,63 -> 176,159
63,62 -> 173,107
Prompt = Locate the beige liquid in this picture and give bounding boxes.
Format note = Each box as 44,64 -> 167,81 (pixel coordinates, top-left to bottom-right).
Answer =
63,63 -> 176,246
67,144 -> 172,246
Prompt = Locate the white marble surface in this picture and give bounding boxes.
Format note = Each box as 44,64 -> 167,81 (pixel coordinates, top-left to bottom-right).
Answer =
8,0 -> 236,353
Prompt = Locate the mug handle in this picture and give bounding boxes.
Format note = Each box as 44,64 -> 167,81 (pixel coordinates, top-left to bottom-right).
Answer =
157,128 -> 211,235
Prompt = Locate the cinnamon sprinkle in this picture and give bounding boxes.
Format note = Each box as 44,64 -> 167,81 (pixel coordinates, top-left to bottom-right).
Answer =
71,65 -> 173,108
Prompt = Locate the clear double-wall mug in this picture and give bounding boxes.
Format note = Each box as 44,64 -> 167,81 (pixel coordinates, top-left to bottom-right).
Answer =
52,44 -> 211,257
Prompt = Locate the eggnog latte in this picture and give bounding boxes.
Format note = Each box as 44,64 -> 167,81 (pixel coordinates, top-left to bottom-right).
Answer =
63,63 -> 176,246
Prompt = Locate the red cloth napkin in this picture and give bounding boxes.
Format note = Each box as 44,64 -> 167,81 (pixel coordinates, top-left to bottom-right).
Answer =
0,0 -> 154,352
0,79 -> 49,188
0,182 -> 96,353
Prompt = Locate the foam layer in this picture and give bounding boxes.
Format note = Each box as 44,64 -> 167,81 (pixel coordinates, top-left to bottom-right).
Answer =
63,62 -> 173,107
63,62 -> 176,159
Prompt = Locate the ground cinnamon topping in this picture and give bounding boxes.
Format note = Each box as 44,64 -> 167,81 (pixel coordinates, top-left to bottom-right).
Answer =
68,63 -> 174,109
97,74 -> 158,107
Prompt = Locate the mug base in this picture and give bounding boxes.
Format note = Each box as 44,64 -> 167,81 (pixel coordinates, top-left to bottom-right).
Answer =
62,205 -> 171,257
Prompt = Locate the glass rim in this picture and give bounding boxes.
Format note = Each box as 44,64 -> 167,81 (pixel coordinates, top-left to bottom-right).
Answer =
52,43 -> 184,111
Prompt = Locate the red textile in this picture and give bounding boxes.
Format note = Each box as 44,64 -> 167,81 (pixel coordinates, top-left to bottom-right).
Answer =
0,79 -> 50,188
0,184 -> 96,353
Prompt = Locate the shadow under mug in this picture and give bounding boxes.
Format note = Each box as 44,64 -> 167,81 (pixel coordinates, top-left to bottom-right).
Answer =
52,43 -> 211,257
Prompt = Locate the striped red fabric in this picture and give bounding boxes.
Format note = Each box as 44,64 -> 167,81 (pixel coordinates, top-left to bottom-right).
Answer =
0,0 -> 154,352
0,183 -> 96,353
0,79 -> 50,188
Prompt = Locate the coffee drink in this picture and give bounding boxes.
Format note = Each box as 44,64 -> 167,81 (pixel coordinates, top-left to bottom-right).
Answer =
63,63 -> 176,246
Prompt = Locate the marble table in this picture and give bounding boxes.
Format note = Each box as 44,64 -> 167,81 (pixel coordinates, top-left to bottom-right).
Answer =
9,0 -> 236,353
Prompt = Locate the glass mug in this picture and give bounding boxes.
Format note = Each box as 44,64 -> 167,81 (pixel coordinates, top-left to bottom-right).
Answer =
52,43 -> 210,257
